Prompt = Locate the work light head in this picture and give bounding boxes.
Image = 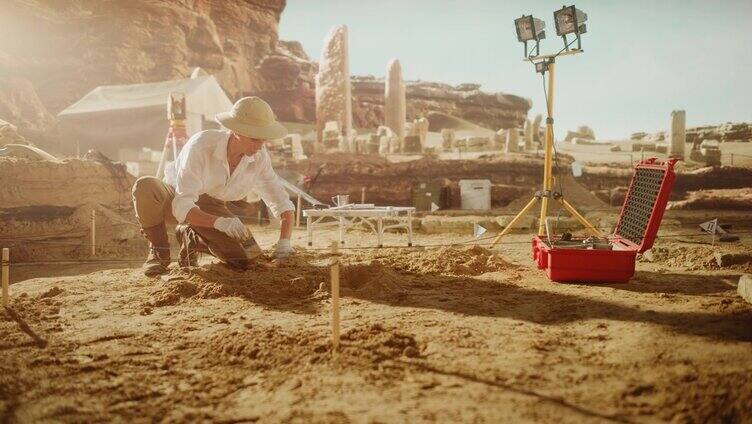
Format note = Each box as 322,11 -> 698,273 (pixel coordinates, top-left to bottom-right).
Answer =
515,15 -> 546,42
554,5 -> 587,36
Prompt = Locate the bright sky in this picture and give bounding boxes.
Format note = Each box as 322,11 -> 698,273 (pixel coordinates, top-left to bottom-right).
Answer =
279,0 -> 752,140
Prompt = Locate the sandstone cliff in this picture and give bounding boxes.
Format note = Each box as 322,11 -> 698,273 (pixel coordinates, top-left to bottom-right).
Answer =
0,0 -> 526,141
0,1 -> 316,128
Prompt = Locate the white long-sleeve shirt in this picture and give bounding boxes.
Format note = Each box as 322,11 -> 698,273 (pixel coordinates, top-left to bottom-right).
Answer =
164,129 -> 295,223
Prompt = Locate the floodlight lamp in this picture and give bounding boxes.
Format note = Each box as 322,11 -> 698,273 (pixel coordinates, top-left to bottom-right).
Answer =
515,15 -> 546,42
554,5 -> 587,36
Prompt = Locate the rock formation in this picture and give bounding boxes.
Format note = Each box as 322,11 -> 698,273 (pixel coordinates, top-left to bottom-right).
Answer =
352,76 -> 530,131
633,122 -> 752,145
384,59 -> 406,146
670,110 -> 686,159
564,125 -> 596,143
0,1 -> 315,130
0,119 -> 29,147
0,1 -> 534,147
315,25 -> 352,142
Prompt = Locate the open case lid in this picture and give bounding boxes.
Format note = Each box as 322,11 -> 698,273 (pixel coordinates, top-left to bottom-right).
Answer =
613,158 -> 678,253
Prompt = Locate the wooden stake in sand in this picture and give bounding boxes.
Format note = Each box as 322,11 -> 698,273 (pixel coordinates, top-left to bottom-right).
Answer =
296,194 -> 302,228
330,240 -> 340,351
91,210 -> 96,256
2,248 -> 9,307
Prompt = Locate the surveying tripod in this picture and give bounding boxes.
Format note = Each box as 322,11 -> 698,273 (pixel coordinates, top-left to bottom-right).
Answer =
156,92 -> 188,179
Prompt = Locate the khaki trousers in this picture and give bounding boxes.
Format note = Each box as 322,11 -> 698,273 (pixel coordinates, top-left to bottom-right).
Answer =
131,176 -> 253,269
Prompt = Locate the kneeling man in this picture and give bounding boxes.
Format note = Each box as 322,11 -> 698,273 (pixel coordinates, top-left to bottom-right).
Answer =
132,97 -> 294,276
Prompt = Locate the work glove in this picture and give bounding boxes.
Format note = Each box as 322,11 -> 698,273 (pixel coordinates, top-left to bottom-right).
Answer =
275,238 -> 294,260
213,216 -> 250,241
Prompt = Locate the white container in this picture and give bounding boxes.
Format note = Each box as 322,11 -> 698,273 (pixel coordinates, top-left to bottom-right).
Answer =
459,179 -> 492,210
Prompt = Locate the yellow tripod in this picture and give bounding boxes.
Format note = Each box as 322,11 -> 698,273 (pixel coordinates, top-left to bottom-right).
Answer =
491,50 -> 601,248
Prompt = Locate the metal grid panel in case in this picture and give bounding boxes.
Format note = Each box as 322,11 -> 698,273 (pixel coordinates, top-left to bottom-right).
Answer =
617,167 -> 666,246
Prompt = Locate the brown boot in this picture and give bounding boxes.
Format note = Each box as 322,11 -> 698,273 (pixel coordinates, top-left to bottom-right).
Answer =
141,224 -> 171,277
175,224 -> 200,268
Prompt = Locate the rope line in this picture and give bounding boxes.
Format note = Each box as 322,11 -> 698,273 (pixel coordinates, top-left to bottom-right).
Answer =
4,226 -> 747,268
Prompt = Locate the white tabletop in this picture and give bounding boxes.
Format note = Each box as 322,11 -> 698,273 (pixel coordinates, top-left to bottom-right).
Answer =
303,205 -> 415,217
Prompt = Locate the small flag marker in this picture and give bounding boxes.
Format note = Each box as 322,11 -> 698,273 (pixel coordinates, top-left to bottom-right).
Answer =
474,223 -> 487,238
430,202 -> 439,212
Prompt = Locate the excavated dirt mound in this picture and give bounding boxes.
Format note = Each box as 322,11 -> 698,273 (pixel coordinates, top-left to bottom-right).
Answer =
348,245 -> 516,276
501,173 -> 608,214
669,188 -> 752,210
642,241 -> 752,272
149,255 -> 328,309
149,246 -> 512,310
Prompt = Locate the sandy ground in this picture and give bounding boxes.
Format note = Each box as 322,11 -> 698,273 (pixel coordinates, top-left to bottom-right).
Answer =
1,224 -> 751,423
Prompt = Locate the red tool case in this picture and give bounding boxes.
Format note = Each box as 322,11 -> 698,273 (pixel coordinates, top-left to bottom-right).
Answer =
531,158 -> 678,283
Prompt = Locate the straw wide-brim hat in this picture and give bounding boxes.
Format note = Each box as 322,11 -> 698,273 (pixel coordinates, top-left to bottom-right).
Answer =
215,96 -> 288,140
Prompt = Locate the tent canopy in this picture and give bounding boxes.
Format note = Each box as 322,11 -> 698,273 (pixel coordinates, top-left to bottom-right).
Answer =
58,75 -> 233,158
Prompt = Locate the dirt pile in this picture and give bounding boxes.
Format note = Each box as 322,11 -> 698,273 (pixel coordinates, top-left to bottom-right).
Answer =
669,188 -> 752,210
348,245 -> 514,276
642,241 -> 752,271
501,173 -> 608,213
150,257 -> 328,308
2,228 -> 751,422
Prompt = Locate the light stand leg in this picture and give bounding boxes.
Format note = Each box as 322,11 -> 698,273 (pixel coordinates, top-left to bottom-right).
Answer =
307,216 -> 313,247
557,198 -> 602,237
490,196 -> 539,248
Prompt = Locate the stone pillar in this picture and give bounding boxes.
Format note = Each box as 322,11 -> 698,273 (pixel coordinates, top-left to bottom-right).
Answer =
670,110 -> 686,159
384,59 -> 406,148
315,25 -> 352,143
441,129 -> 455,150
524,119 -> 534,150
415,117 -> 428,152
531,114 -> 543,145
505,128 -> 520,153
493,129 -> 506,150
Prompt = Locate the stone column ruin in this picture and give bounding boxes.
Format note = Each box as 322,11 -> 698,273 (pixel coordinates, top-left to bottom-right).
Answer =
384,58 -> 406,150
315,25 -> 352,144
524,119 -> 534,150
669,110 -> 686,159
505,127 -> 520,153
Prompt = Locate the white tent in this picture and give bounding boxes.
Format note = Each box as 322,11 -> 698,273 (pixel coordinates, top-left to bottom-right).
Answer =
58,75 -> 232,157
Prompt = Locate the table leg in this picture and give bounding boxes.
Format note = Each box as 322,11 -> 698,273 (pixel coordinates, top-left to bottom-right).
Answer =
407,211 -> 413,247
377,217 -> 383,248
339,216 -> 345,245
307,216 -> 313,247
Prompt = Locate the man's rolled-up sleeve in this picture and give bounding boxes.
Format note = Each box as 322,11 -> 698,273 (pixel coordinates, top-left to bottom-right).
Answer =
172,150 -> 205,223
254,150 -> 295,218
